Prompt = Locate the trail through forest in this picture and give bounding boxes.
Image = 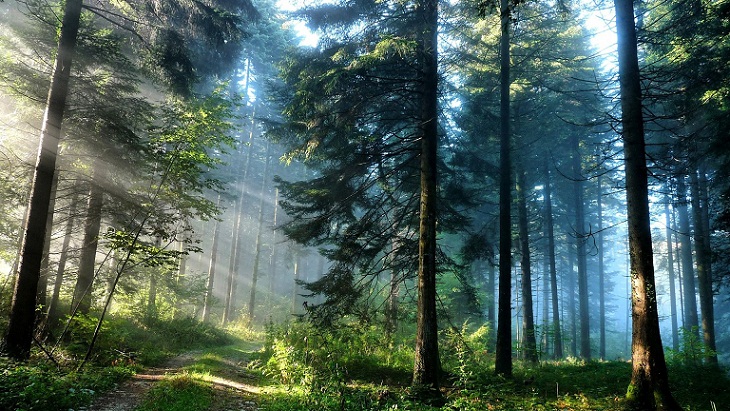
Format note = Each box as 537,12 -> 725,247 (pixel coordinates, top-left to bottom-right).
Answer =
84,344 -> 263,411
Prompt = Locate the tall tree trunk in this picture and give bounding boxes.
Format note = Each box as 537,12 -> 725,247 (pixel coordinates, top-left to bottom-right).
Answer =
248,143 -> 272,322
494,0 -> 513,377
223,187 -> 243,325
571,135 -> 590,360
385,266 -> 400,335
516,165 -> 537,363
486,258 -> 496,348
675,176 -> 698,331
38,171 -> 60,315
412,0 -> 441,391
597,175 -> 606,360
47,182 -> 81,328
689,169 -> 717,364
202,194 -> 223,323
268,188 -> 280,297
2,0 -> 83,361
664,201 -> 680,351
615,0 -> 682,407
567,244 -> 577,356
543,158 -> 563,359
72,179 -> 103,315
291,253 -> 301,312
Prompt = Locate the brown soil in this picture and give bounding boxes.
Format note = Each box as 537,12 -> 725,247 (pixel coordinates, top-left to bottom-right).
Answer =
82,351 -> 262,411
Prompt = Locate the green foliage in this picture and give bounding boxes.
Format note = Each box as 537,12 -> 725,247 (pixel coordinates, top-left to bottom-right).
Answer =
0,359 -> 133,411
665,326 -> 717,366
263,321 -> 412,392
136,373 -> 213,411
55,314 -> 231,366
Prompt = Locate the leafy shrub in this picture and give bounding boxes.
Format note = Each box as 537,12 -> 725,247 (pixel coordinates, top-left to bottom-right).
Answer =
0,359 -> 133,411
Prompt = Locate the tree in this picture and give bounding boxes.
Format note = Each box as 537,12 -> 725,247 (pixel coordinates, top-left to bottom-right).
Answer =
2,0 -> 83,360
412,0 -> 441,390
494,0 -> 513,377
614,0 -> 682,407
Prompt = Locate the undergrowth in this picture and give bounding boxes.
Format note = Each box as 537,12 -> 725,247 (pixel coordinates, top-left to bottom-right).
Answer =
260,320 -> 730,411
0,314 -> 232,411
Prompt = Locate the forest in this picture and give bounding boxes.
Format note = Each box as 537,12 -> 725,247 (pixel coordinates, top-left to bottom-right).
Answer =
1,0 -> 729,410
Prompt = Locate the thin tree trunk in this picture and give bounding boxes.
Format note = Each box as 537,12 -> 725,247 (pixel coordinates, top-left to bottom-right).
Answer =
201,194 -> 222,323
248,143 -> 272,322
543,159 -> 563,359
38,171 -> 60,314
665,201 -> 680,351
571,135 -> 590,360
567,244 -> 577,356
516,165 -> 537,363
2,0 -> 83,360
494,0 -> 513,377
676,176 -> 698,331
487,258 -> 496,348
689,169 -> 717,364
47,183 -> 81,328
412,0 -> 441,391
268,188 -> 279,296
597,175 -> 606,360
615,0 -> 682,406
71,179 -> 103,315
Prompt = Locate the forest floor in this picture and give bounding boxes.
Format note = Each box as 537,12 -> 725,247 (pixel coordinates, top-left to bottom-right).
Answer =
83,342 -> 264,411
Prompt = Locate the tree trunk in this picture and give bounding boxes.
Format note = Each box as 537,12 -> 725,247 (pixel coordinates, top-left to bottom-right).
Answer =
248,143 -> 272,322
2,0 -> 83,361
268,188 -> 280,297
72,180 -> 103,315
223,188 -> 243,325
412,0 -> 440,391
571,135 -> 590,360
675,176 -> 698,331
47,182 -> 81,328
201,194 -> 223,323
664,201 -> 680,351
689,169 -> 717,364
486,258 -> 496,348
597,175 -> 606,360
543,158 -> 563,359
615,0 -> 682,407
516,165 -> 537,363
385,265 -> 400,336
494,0 -> 513,377
567,244 -> 577,356
38,171 -> 60,315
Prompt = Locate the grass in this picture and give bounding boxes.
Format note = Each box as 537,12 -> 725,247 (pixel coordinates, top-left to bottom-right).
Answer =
2,316 -> 728,411
135,373 -> 213,411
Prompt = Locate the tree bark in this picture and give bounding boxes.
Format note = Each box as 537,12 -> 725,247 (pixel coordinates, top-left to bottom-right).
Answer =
494,0 -> 513,377
2,0 -> 83,361
412,0 -> 441,390
201,194 -> 222,323
248,142 -> 272,322
571,135 -> 590,360
597,175 -> 606,360
689,169 -> 717,364
664,201 -> 680,351
543,158 -> 563,359
72,179 -> 104,315
615,0 -> 682,407
47,182 -> 81,328
675,176 -> 698,331
516,165 -> 537,363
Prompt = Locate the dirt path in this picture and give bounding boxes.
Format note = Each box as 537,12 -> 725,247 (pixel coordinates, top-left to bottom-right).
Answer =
82,349 -> 263,411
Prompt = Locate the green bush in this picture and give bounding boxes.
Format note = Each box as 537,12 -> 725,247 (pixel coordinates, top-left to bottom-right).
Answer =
0,359 -> 133,411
